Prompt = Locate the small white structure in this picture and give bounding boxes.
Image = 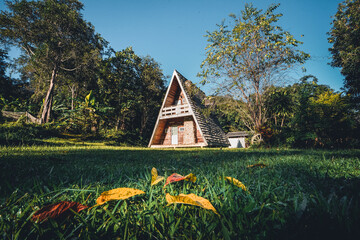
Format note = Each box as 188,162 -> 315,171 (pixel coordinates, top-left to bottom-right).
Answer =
226,132 -> 249,148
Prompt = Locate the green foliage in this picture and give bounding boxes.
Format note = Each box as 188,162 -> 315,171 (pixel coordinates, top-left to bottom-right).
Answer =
55,90 -> 104,134
98,47 -> 143,132
0,146 -> 359,239
97,48 -> 166,141
99,128 -> 144,146
0,48 -> 12,99
328,0 -> 360,105
0,122 -> 59,145
264,76 -> 358,148
0,96 -> 33,113
199,3 -> 309,131
0,48 -> 32,113
51,50 -> 166,145
206,95 -> 247,132
291,77 -> 356,148
0,0 -> 106,123
265,85 -> 297,129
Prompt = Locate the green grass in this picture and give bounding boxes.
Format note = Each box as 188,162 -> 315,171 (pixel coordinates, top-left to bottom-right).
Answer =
0,143 -> 360,239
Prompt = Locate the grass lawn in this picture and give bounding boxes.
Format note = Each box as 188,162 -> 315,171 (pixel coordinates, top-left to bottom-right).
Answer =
1,142 -> 360,239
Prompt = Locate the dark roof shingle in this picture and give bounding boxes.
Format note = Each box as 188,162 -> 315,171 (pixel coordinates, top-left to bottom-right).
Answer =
226,131 -> 250,138
175,70 -> 230,147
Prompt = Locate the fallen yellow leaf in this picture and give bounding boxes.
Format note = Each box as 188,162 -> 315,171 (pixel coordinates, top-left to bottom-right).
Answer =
225,177 -> 248,192
184,173 -> 197,183
166,193 -> 219,215
96,188 -> 145,205
151,167 -> 165,186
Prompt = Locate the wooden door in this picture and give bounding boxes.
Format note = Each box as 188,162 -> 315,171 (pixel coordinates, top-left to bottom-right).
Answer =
171,126 -> 178,144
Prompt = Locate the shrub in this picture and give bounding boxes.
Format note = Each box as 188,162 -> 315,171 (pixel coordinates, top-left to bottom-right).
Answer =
0,122 -> 59,145
96,128 -> 144,146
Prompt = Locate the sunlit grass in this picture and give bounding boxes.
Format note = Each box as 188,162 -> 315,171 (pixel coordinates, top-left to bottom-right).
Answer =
0,142 -> 359,239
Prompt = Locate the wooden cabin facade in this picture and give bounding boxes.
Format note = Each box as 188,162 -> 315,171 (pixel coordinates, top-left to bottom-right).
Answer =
148,70 -> 229,148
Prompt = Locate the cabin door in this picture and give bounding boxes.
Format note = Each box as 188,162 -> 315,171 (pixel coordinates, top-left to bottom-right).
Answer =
171,126 -> 178,145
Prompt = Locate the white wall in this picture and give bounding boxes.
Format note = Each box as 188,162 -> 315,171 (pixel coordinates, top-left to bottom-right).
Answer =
228,137 -> 246,148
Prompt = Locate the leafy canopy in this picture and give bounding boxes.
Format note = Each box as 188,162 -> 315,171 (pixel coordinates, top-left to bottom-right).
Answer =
199,3 -> 309,131
0,0 -> 106,122
328,0 -> 360,104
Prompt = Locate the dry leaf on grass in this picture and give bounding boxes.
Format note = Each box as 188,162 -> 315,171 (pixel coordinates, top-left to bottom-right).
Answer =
96,188 -> 145,206
225,177 -> 248,192
31,201 -> 88,222
151,167 -> 164,186
166,193 -> 219,215
164,173 -> 196,186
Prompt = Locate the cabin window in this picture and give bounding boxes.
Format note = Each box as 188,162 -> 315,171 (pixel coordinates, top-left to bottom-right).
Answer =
179,127 -> 185,132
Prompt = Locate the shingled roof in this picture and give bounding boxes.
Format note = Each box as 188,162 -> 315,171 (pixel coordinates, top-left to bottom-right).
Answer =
226,131 -> 250,138
171,70 -> 229,147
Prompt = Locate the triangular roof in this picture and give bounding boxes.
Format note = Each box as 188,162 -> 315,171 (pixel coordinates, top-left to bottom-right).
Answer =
148,70 -> 229,147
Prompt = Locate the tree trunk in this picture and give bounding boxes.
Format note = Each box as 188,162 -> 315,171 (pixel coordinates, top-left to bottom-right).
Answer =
41,66 -> 57,123
120,119 -> 126,131
274,115 -> 277,126
115,116 -> 120,131
281,116 -> 285,127
45,96 -> 52,122
140,105 -> 148,136
69,84 -> 77,110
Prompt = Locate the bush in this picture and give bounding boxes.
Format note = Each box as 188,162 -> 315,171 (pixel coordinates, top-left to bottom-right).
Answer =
100,128 -> 145,146
0,122 -> 60,145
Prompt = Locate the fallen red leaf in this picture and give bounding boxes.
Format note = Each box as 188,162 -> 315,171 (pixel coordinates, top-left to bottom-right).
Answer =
164,173 -> 196,186
165,173 -> 185,186
31,201 -> 88,222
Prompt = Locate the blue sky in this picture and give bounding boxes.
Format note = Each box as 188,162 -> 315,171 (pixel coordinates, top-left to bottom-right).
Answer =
1,0 -> 344,93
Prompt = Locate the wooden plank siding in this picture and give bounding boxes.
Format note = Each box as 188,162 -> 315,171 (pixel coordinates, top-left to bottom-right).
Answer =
152,117 -> 203,145
163,78 -> 187,108
148,70 -> 229,148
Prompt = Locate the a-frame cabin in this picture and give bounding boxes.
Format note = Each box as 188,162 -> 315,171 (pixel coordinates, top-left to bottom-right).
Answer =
148,70 -> 230,148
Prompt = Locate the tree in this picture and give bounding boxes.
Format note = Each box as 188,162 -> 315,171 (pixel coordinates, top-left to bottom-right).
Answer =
205,95 -> 247,133
328,0 -> 360,105
199,4 -> 309,133
0,48 -> 11,99
264,75 -> 356,148
264,85 -> 297,129
97,47 -> 166,140
0,0 -> 105,123
290,76 -> 355,148
137,56 -> 166,139
0,48 -> 9,122
98,47 -> 142,131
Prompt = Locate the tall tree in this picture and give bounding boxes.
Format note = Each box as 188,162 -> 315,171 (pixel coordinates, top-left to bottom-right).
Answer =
328,0 -> 360,105
0,0 -> 105,123
0,48 -> 11,99
98,48 -> 166,137
137,56 -> 166,138
98,47 -> 142,131
199,4 -> 309,132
